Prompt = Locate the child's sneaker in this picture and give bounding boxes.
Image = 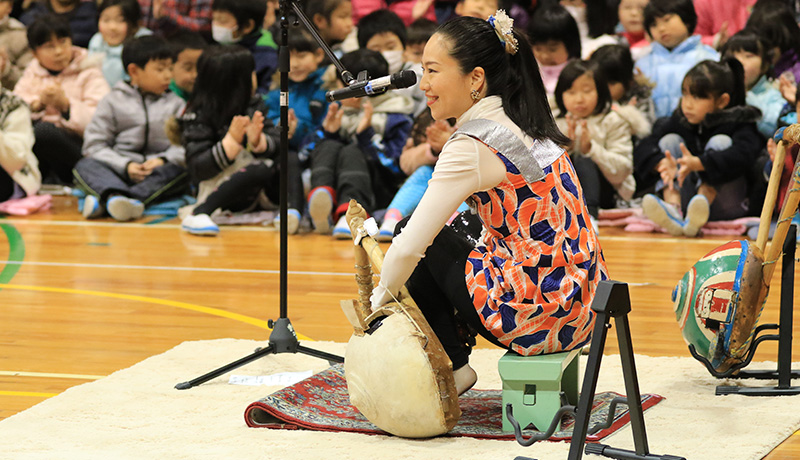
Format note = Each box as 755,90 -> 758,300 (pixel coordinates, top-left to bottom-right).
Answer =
181,213 -> 219,236
332,214 -> 351,239
106,195 -> 144,222
273,208 -> 302,235
308,187 -> 334,234
81,194 -> 104,219
377,217 -> 399,242
642,193 -> 684,236
683,194 -> 710,237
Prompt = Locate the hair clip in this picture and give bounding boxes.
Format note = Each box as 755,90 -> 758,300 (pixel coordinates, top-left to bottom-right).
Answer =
487,9 -> 518,55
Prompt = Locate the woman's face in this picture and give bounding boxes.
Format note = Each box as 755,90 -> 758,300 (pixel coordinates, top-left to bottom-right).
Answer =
562,72 -> 598,119
420,34 -> 481,121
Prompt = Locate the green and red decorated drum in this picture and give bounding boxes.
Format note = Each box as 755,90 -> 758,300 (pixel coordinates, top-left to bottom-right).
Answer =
672,240 -> 768,373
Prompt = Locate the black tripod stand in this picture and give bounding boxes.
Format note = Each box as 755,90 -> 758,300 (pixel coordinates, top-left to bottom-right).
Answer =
175,0 -> 353,390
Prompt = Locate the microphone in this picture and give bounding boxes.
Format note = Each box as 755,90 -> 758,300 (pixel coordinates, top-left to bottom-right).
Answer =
325,70 -> 417,102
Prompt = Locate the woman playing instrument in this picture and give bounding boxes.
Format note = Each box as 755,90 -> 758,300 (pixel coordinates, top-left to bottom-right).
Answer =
371,12 -> 609,394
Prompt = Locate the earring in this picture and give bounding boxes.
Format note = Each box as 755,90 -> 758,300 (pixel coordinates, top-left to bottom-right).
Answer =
471,89 -> 480,101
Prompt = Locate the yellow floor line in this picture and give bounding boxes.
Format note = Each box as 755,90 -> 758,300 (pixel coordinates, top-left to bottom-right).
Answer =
0,371 -> 103,380
0,283 -> 313,341
0,391 -> 57,398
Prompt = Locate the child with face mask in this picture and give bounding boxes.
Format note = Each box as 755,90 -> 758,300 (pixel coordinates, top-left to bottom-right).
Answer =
356,9 -> 425,116
527,5 -> 582,98
211,0 -> 277,94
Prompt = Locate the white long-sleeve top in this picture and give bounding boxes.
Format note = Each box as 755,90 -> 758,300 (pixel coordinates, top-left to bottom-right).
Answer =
371,96 -> 531,308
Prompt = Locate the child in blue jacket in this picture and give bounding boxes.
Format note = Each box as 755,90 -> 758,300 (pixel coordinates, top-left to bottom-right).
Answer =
635,0 -> 719,119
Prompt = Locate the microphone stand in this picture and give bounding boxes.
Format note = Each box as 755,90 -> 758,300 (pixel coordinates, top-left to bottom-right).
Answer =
175,0 -> 354,390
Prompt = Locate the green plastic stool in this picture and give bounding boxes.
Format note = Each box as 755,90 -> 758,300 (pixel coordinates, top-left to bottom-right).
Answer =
497,349 -> 580,433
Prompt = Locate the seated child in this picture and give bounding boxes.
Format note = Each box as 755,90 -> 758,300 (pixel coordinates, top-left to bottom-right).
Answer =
211,0 -> 277,94
0,0 -> 33,90
403,17 -> 436,65
554,60 -> 636,227
20,0 -> 97,48
14,16 -> 110,184
169,31 -> 207,101
636,59 -> 763,236
0,85 -> 41,201
527,5 -> 582,97
722,30 -> 786,140
357,9 -> 425,116
75,35 -> 187,221
559,0 -> 620,58
589,44 -> 655,139
88,0 -> 153,88
306,0 -> 354,60
617,0 -> 650,61
265,25 -> 326,152
178,46 -> 296,236
636,0 -> 719,119
306,49 -> 414,238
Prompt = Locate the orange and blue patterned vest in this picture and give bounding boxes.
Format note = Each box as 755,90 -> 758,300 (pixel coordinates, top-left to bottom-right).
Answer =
456,119 -> 609,356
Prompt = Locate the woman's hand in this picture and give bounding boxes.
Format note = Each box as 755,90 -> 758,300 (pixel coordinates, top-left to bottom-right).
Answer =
356,99 -> 374,134
322,103 -> 343,134
227,115 -> 249,145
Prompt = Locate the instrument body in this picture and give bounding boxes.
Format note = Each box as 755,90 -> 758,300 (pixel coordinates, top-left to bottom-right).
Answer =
341,201 -> 460,438
673,240 -> 767,373
674,124 -> 800,374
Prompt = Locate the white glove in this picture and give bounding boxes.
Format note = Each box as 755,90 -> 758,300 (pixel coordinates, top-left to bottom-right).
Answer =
370,283 -> 390,312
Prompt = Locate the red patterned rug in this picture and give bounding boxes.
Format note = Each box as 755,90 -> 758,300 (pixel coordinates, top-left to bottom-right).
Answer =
245,365 -> 664,441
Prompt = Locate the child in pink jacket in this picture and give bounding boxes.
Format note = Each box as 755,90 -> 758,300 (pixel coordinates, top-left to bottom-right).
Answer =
13,15 -> 109,183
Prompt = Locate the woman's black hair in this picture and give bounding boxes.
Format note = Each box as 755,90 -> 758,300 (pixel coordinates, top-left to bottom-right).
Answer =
720,30 -> 772,75
187,45 -> 255,130
643,0 -> 698,36
357,9 -> 407,49
589,44 -> 634,88
98,0 -> 141,35
745,0 -> 800,55
527,5 -> 582,60
682,58 -> 746,108
586,0 -> 619,38
436,16 -> 569,145
553,60 -> 612,118
27,15 -> 71,49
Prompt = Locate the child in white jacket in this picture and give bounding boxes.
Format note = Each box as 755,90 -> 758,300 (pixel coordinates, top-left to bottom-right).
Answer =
0,85 -> 41,201
555,59 -> 636,224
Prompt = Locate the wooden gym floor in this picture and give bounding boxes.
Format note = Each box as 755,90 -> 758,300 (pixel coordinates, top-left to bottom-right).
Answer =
0,194 -> 798,458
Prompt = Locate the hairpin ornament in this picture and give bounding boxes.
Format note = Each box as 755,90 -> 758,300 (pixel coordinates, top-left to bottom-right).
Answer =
487,10 -> 518,55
